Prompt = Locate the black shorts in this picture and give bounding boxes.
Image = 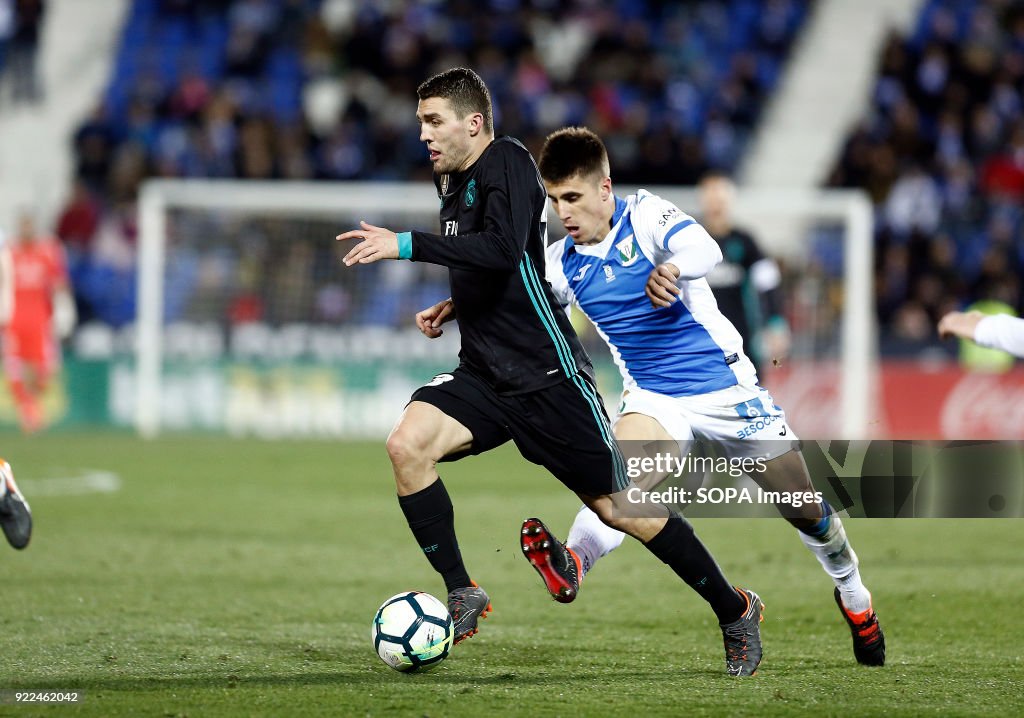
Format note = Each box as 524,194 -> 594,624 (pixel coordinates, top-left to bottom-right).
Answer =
409,366 -> 629,496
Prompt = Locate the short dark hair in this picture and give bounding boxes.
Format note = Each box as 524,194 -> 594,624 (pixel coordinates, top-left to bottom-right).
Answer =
417,67 -> 493,134
699,169 -> 734,184
538,127 -> 610,184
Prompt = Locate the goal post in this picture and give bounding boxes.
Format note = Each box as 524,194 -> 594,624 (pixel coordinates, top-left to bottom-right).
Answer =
135,180 -> 874,439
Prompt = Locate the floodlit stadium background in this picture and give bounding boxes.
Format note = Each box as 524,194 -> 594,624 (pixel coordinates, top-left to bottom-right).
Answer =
2,0 -> 1022,440
3,3 -> 1024,717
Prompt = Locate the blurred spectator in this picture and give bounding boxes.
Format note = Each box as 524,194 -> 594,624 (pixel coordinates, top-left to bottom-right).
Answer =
979,120 -> 1024,200
884,164 -> 942,237
55,179 -> 101,256
82,0 -> 809,193
831,0 -> 1024,356
0,0 -> 13,97
73,103 -> 118,195
8,0 -> 43,104
67,0 -> 811,331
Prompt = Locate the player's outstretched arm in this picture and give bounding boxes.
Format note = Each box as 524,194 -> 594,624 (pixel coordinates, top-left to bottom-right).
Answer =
938,310 -> 985,342
940,310 -> 1024,357
416,298 -> 456,339
646,263 -> 682,308
337,221 -> 400,266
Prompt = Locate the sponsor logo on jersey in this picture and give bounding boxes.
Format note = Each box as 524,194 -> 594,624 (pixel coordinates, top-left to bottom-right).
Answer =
657,207 -> 681,227
733,396 -> 785,438
604,265 -> 616,282
616,235 -> 641,266
425,373 -> 455,387
465,179 -> 477,207
735,413 -> 783,439
571,264 -> 593,282
440,174 -> 450,195
734,397 -> 769,419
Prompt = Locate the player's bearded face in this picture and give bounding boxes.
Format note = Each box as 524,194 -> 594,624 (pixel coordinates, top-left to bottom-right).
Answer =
545,174 -> 612,245
417,97 -> 477,175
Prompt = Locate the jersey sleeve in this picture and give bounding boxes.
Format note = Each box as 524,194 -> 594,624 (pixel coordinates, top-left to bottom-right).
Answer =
544,239 -> 572,308
409,144 -> 541,271
736,229 -> 785,326
632,191 -> 722,280
974,314 -> 1024,358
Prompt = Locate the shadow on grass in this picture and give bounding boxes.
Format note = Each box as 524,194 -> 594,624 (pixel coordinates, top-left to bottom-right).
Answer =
4,664 -> 753,693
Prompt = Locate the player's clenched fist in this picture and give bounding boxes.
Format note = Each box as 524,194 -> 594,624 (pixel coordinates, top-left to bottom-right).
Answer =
416,298 -> 456,338
337,221 -> 400,265
646,263 -> 682,308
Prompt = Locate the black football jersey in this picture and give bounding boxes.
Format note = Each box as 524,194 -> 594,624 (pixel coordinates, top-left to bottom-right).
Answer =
409,136 -> 592,394
704,227 -> 784,358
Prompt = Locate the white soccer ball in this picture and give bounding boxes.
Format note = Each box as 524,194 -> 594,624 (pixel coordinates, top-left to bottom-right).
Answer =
371,591 -> 454,672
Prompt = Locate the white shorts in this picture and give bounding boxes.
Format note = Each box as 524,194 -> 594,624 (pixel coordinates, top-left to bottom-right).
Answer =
615,383 -> 797,461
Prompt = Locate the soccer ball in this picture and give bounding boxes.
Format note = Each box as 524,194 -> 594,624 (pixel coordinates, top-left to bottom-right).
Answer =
371,592 -> 454,672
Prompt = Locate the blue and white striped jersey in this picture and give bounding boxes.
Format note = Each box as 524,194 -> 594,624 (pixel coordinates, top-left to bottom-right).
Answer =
545,190 -> 757,397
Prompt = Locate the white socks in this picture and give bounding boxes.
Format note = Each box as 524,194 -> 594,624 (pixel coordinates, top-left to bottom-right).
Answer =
799,515 -> 873,613
565,503 -> 874,614
566,505 -> 625,579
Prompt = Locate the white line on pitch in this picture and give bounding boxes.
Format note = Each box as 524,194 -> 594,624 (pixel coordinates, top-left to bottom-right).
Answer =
18,471 -> 123,497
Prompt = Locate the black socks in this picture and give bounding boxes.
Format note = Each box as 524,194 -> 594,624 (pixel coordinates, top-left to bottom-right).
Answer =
643,514 -> 746,623
397,479 -> 472,593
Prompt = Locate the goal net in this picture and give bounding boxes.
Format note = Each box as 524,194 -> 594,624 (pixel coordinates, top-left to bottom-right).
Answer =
128,180 -> 874,439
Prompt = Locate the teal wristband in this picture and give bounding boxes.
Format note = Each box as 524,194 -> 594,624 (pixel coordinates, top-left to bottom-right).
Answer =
396,232 -> 413,260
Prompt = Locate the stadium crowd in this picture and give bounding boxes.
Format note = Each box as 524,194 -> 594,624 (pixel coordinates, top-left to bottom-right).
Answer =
0,0 -> 45,106
17,0 -> 1022,359
830,0 -> 1024,356
57,0 -> 809,329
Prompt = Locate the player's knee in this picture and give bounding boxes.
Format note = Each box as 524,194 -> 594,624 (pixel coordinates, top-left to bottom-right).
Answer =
589,501 -> 624,530
385,426 -> 429,470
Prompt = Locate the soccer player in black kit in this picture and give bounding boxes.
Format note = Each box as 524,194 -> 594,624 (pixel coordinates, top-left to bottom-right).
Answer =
699,171 -> 790,376
338,68 -> 764,676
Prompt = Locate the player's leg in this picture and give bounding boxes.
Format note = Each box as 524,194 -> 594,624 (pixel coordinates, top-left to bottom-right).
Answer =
581,493 -> 763,676
5,368 -> 38,432
539,411 -> 682,593
29,331 -> 59,399
512,374 -> 762,675
755,451 -> 860,585
683,384 -> 885,665
754,450 -> 884,664
0,457 -> 32,549
5,327 -> 49,433
392,370 -> 511,642
387,400 -> 473,497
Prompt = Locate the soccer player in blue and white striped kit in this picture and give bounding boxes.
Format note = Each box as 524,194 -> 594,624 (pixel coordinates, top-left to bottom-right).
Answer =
521,127 -> 885,667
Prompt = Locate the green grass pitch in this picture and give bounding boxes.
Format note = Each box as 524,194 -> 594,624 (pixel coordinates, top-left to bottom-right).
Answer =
1,433 -> 1021,717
